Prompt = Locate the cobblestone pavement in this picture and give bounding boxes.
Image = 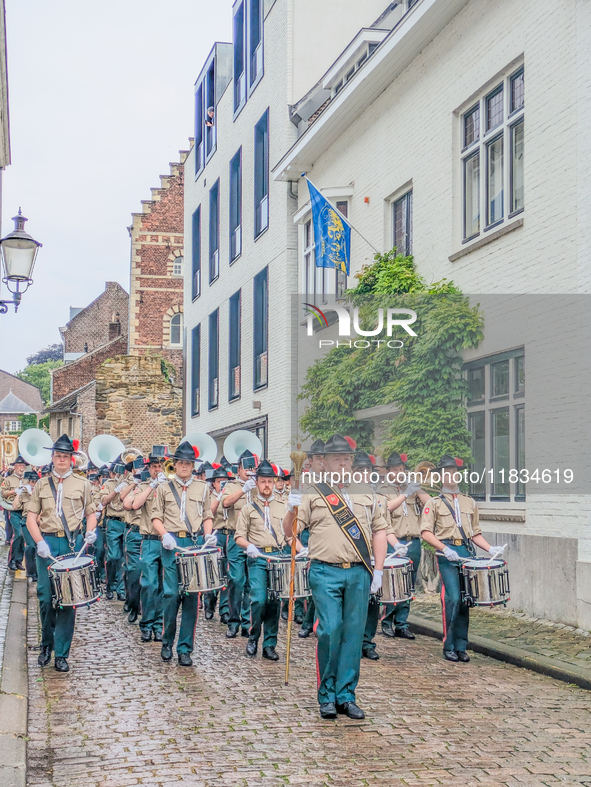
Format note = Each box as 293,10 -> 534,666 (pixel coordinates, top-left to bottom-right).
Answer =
412,594 -> 591,670
0,544 -> 13,675
27,590 -> 591,787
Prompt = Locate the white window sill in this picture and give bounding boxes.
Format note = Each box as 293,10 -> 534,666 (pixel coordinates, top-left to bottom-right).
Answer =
449,216 -> 524,262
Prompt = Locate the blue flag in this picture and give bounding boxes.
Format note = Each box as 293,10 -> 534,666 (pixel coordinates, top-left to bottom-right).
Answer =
306,178 -> 351,275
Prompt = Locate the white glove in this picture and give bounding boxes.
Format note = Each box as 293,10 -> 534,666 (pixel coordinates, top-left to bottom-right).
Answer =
242,478 -> 257,493
161,533 -> 177,550
204,532 -> 218,548
84,529 -> 97,545
287,490 -> 302,513
403,481 -> 422,498
394,542 -> 408,558
96,503 -> 104,513
25,484 -> 32,494
15,486 -> 25,495
297,547 -> 309,558
150,478 -> 159,489
489,544 -> 506,559
133,477 -> 141,485
443,546 -> 460,562
114,482 -> 126,493
157,472 -> 167,485
246,543 -> 262,559
36,540 -> 52,559
370,569 -> 383,594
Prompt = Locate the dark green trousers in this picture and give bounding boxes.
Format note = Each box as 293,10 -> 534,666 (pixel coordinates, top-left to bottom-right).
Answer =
139,537 -> 163,635
105,517 -> 126,594
8,511 -> 25,565
36,533 -> 84,658
247,551 -> 283,648
23,520 -> 37,577
437,541 -> 473,652
227,533 -> 250,628
92,524 -> 106,582
161,534 -> 202,654
124,526 -> 142,614
204,530 -> 229,618
309,561 -> 370,705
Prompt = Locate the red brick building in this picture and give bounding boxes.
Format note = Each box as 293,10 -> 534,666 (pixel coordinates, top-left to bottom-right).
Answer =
59,281 -> 128,360
128,146 -> 191,381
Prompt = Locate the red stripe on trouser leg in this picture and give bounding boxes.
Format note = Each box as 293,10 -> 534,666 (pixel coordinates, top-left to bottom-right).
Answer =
439,567 -> 447,642
313,617 -> 321,688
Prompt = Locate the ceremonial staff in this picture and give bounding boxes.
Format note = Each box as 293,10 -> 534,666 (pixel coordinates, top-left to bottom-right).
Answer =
285,445 -> 307,685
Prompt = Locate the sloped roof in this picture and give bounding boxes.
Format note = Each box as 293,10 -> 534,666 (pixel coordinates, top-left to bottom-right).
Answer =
46,381 -> 95,413
0,370 -> 44,412
0,389 -> 37,414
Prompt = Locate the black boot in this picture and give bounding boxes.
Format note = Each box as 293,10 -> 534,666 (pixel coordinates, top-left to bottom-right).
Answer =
336,701 -> 365,719
443,650 -> 459,662
241,627 -> 250,638
54,657 -> 69,672
262,646 -> 279,661
395,628 -> 415,640
362,646 -> 379,660
246,639 -> 257,657
178,653 -> 193,667
226,623 -> 239,639
37,646 -> 52,667
140,629 -> 152,643
298,627 -> 313,639
220,612 -> 229,625
457,650 -> 470,662
127,609 -> 138,624
161,645 -> 173,662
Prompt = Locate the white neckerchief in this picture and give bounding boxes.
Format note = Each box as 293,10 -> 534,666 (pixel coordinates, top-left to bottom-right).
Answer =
239,476 -> 252,504
338,484 -> 354,511
256,492 -> 275,531
52,469 -> 73,517
442,488 -> 462,524
174,475 -> 193,523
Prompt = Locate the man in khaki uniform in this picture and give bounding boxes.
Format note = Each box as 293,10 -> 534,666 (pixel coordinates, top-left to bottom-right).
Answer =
101,461 -> 128,600
235,459 -> 293,661
284,434 -> 388,721
2,454 -> 27,570
421,454 -> 506,662
204,464 -> 232,622
26,434 -> 97,672
152,441 -> 216,666
12,469 -> 40,580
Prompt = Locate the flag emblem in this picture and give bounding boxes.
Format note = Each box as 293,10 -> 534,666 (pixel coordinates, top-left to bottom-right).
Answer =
349,525 -> 361,540
424,507 -> 430,514
327,494 -> 339,506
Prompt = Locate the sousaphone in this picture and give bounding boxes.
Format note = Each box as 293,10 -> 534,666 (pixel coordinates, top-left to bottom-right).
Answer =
18,428 -> 53,466
223,430 -> 263,464
181,431 -> 218,464
88,434 -> 126,468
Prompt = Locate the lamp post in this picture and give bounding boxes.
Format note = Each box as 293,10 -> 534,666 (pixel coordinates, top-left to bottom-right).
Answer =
0,208 -> 42,314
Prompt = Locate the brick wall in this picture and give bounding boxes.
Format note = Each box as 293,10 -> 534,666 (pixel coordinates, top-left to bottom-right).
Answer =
0,370 -> 43,412
129,150 -> 190,380
61,282 -> 129,354
52,335 -> 128,402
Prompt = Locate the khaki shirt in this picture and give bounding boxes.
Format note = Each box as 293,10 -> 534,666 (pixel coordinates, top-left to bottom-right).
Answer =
28,474 -> 95,535
235,497 -> 287,550
101,477 -> 126,518
421,492 -> 480,541
211,490 -> 227,531
1,473 -> 25,507
220,481 -> 250,531
152,478 -> 212,535
13,486 -> 34,514
378,483 -> 423,539
125,483 -> 142,527
297,483 -> 387,564
130,481 -> 159,536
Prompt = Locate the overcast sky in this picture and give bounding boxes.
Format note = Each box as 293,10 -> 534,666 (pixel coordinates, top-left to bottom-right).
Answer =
0,0 -> 232,374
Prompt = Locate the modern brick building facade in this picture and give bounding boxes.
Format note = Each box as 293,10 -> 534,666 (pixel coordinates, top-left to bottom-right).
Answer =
128,149 -> 191,381
59,281 -> 128,361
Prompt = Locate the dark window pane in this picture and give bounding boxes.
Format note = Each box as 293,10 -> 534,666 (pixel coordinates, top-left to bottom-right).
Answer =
253,267 -> 268,388
467,366 -> 485,403
515,406 -> 526,498
233,2 -> 245,110
254,110 -> 269,236
463,104 -> 480,148
486,85 -> 504,131
393,191 -> 412,256
486,134 -> 504,225
209,180 -> 220,283
229,148 -> 242,261
191,325 -> 200,416
229,290 -> 241,400
170,314 -> 181,346
491,407 -> 510,498
469,411 -> 485,498
510,120 -> 524,213
194,85 -> 203,173
205,61 -> 216,156
209,310 -> 219,409
510,68 -> 524,113
463,152 -> 480,239
491,359 -> 509,397
515,355 -> 525,393
191,207 -> 201,300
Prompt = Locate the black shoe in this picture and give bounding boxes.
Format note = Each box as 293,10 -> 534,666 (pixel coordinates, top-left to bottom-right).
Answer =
336,701 -> 365,720
220,612 -> 229,625
443,650 -> 459,662
140,629 -> 152,643
226,623 -> 239,639
37,646 -> 52,667
161,645 -> 173,662
298,627 -> 313,639
241,627 -> 250,638
262,646 -> 279,661
362,647 -> 379,661
106,590 -> 114,600
127,609 -> 138,624
281,609 -> 288,621
204,608 -> 214,620
153,631 -> 163,642
395,628 -> 416,640
319,702 -> 337,719
245,639 -> 257,657
294,614 -> 303,625
117,593 -> 126,602
381,624 -> 395,638
457,650 -> 470,663
15,561 -> 24,571
31,574 -> 38,583
54,657 -> 69,672
178,653 -> 193,667
123,601 -> 130,613
7,561 -> 16,571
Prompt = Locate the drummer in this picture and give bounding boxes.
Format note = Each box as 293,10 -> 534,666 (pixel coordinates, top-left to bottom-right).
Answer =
203,464 -> 233,622
1,453 -> 27,571
151,441 -> 216,666
420,454 -> 506,662
235,459 -> 300,660
26,434 -> 97,672
121,464 -> 146,624
12,469 -> 40,581
101,459 -> 128,601
298,439 -> 325,639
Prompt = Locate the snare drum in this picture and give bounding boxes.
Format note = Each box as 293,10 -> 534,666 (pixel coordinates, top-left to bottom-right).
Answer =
378,556 -> 414,605
49,555 -> 100,609
267,556 -> 310,600
460,558 -> 510,607
176,547 -> 226,594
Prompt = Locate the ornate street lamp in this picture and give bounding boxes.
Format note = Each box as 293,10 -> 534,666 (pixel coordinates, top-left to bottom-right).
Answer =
0,208 -> 42,313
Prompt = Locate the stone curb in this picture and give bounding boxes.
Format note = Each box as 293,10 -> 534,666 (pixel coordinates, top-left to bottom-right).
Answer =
0,570 -> 28,787
408,612 -> 591,691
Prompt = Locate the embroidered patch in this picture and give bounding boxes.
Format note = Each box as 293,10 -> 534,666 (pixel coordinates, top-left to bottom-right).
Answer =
424,507 -> 430,514
327,494 -> 340,506
349,524 -> 361,539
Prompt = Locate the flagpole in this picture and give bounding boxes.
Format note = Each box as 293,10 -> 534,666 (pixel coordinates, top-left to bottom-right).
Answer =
302,174 -> 381,256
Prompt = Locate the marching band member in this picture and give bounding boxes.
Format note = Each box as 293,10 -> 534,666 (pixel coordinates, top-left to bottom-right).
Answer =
127,452 -> 166,642
121,466 -> 145,623
220,450 -> 257,638
26,434 -> 97,672
151,441 -> 215,666
2,453 -> 27,571
284,434 -> 387,720
235,459 -> 294,661
12,469 -> 40,581
101,460 -> 128,601
92,467 -> 109,584
298,439 -> 325,639
204,464 -> 232,622
420,454 -> 506,662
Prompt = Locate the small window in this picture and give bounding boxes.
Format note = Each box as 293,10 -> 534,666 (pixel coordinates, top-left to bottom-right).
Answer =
335,201 -> 348,297
486,85 -> 504,131
467,366 -> 485,403
393,191 -> 413,256
173,257 -> 183,277
249,0 -> 263,88
170,313 -> 182,346
510,68 -> 524,113
254,110 -> 269,237
510,120 -> 524,215
463,104 -> 480,149
514,355 -> 525,394
486,134 -> 504,226
491,359 -> 509,398
468,411 -> 485,499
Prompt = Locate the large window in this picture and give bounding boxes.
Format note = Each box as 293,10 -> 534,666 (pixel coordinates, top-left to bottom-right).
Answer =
233,2 -> 246,113
208,310 -> 219,410
229,290 -> 241,400
254,109 -> 269,237
229,148 -> 242,262
170,313 -> 182,346
209,180 -> 220,283
191,207 -> 201,300
253,267 -> 268,389
191,325 -> 200,416
194,84 -> 204,175
249,0 -> 263,88
465,348 -> 525,502
393,190 -> 413,256
304,200 -> 348,302
461,66 -> 524,242
205,60 -> 216,158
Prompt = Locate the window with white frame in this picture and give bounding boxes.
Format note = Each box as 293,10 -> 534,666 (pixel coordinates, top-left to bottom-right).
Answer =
465,348 -> 525,503
172,256 -> 183,277
461,66 -> 524,242
392,191 -> 412,256
4,420 -> 20,433
303,201 -> 348,303
170,313 -> 182,346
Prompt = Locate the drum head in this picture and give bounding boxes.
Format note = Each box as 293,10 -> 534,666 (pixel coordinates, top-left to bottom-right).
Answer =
184,547 -> 218,556
384,556 -> 411,568
462,558 -> 504,569
53,556 -> 93,571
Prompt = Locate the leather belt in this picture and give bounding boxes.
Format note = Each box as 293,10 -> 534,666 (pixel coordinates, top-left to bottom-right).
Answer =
400,535 -> 420,541
443,538 -> 463,547
178,531 -> 188,539
142,534 -> 160,541
313,559 -> 363,569
107,516 -> 125,523
126,525 -> 140,532
216,528 -> 231,535
263,546 -> 275,553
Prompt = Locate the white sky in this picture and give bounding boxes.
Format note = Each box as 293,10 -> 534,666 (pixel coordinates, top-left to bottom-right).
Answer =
0,0 -> 232,374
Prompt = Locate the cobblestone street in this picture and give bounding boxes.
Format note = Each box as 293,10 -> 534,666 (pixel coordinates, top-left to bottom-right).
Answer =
26,589 -> 591,787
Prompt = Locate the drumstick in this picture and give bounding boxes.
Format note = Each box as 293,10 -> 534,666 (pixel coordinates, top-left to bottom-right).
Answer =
72,542 -> 87,566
